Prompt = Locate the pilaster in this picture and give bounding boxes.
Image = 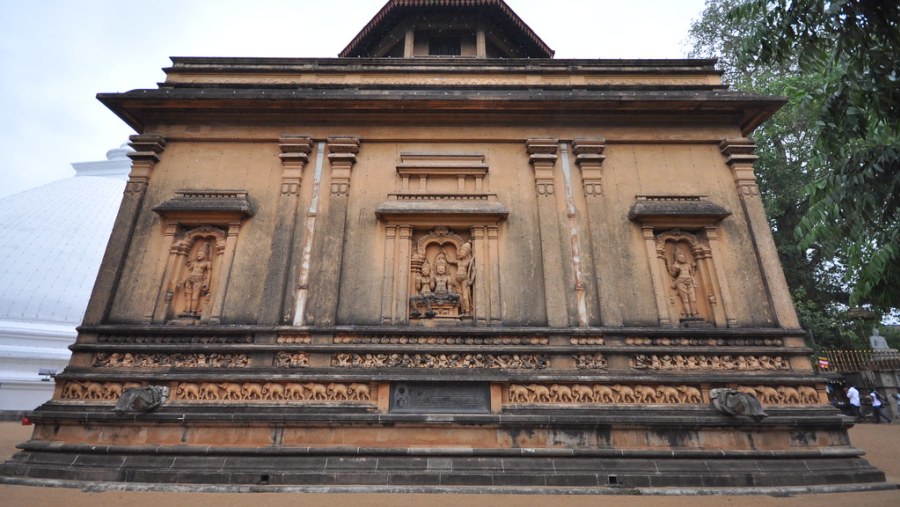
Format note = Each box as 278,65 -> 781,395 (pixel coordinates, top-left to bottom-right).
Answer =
526,138 -> 569,327
82,134 -> 166,326
721,138 -> 800,329
305,136 -> 359,325
573,138 -> 622,326
258,136 -> 313,325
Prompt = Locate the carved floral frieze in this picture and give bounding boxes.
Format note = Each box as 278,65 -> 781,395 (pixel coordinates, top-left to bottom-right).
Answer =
332,353 -> 548,369
97,335 -> 253,345
172,382 -> 371,402
624,336 -> 784,347
276,334 -> 312,344
333,335 -> 548,345
630,354 -> 789,371
92,352 -> 250,368
570,336 -> 605,345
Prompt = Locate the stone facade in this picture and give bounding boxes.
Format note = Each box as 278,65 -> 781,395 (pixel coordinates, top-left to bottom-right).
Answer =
0,0 -> 886,491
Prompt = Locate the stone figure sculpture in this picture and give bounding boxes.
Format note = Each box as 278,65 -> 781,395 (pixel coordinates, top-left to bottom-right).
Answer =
433,251 -> 452,297
869,327 -> 890,350
448,241 -> 475,315
666,251 -> 699,318
710,388 -> 768,422
179,243 -> 212,316
113,386 -> 169,414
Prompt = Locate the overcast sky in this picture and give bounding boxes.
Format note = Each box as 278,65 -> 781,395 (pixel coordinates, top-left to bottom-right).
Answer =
0,0 -> 708,198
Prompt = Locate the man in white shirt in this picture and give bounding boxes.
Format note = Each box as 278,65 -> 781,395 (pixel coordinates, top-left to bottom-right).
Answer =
870,390 -> 892,423
845,385 -> 861,420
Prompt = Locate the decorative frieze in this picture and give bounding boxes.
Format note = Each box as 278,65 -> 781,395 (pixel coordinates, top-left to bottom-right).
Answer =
274,351 -> 310,368
97,334 -> 253,344
570,336 -> 604,345
334,335 -> 548,345
507,384 -> 704,404
734,385 -> 820,405
630,354 -> 789,371
172,382 -> 372,402
574,353 -> 608,369
624,336 -> 784,347
332,353 -> 548,369
92,352 -> 250,368
276,334 -> 312,344
61,381 -> 144,401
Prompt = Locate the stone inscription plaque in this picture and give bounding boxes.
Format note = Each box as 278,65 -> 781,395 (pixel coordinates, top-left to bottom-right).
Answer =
390,382 -> 490,414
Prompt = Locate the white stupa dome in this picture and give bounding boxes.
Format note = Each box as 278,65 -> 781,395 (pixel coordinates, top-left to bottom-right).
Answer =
0,145 -> 131,412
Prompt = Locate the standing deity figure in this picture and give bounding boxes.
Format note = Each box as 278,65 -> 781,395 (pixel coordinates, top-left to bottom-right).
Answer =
179,244 -> 212,315
666,251 -> 699,318
448,241 -> 475,315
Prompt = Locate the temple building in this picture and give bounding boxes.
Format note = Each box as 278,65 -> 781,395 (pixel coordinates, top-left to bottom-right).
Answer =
1,0 -> 888,490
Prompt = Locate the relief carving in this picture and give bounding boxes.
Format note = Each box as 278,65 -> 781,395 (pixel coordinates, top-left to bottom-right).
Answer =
171,382 -> 372,402
630,354 -> 789,371
665,250 -> 699,319
733,385 -> 820,405
654,230 -> 722,327
409,227 -> 475,321
624,336 -> 783,347
507,384 -> 705,405
92,352 -> 250,368
332,353 -> 548,369
334,335 -> 548,345
276,334 -> 312,344
274,351 -> 310,368
570,336 -> 605,345
98,335 -> 253,345
164,226 -> 228,325
574,353 -> 608,369
61,381 -> 144,401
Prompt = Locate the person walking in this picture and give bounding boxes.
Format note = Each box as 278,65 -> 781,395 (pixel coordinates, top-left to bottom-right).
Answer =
846,385 -> 861,420
870,390 -> 892,424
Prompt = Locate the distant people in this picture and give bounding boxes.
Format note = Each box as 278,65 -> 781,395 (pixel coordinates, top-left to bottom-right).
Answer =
845,385 -> 861,420
870,390 -> 892,424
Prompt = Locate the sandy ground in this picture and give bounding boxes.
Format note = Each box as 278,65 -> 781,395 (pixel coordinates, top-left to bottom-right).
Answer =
0,422 -> 897,507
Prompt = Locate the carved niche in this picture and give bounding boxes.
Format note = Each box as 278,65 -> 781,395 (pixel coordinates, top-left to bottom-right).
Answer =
150,190 -> 254,325
408,227 -> 474,322
375,152 -> 508,325
656,230 -> 711,324
169,227 -> 225,323
629,195 -> 735,328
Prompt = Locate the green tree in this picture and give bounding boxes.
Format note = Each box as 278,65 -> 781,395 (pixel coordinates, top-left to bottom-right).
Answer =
687,0 -> 899,348
731,0 -> 900,310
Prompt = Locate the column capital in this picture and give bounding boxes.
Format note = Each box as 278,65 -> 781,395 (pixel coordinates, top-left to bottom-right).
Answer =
127,134 -> 167,165
719,137 -> 759,166
327,136 -> 360,166
572,137 -> 606,196
125,134 -> 167,195
572,138 -> 606,167
525,138 -> 559,166
279,135 -> 313,167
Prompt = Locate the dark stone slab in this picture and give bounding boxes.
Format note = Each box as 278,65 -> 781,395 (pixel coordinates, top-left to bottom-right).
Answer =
439,473 -> 495,486
545,474 -> 601,487
390,382 -> 490,414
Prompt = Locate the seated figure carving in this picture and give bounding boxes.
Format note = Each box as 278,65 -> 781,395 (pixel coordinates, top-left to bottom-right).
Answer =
410,251 -> 460,319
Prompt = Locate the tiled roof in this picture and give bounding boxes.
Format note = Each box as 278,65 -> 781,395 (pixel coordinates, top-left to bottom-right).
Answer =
340,0 -> 553,58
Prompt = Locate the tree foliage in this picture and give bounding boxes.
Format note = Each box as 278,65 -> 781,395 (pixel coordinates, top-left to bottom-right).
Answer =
731,0 -> 900,310
687,0 -> 899,348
